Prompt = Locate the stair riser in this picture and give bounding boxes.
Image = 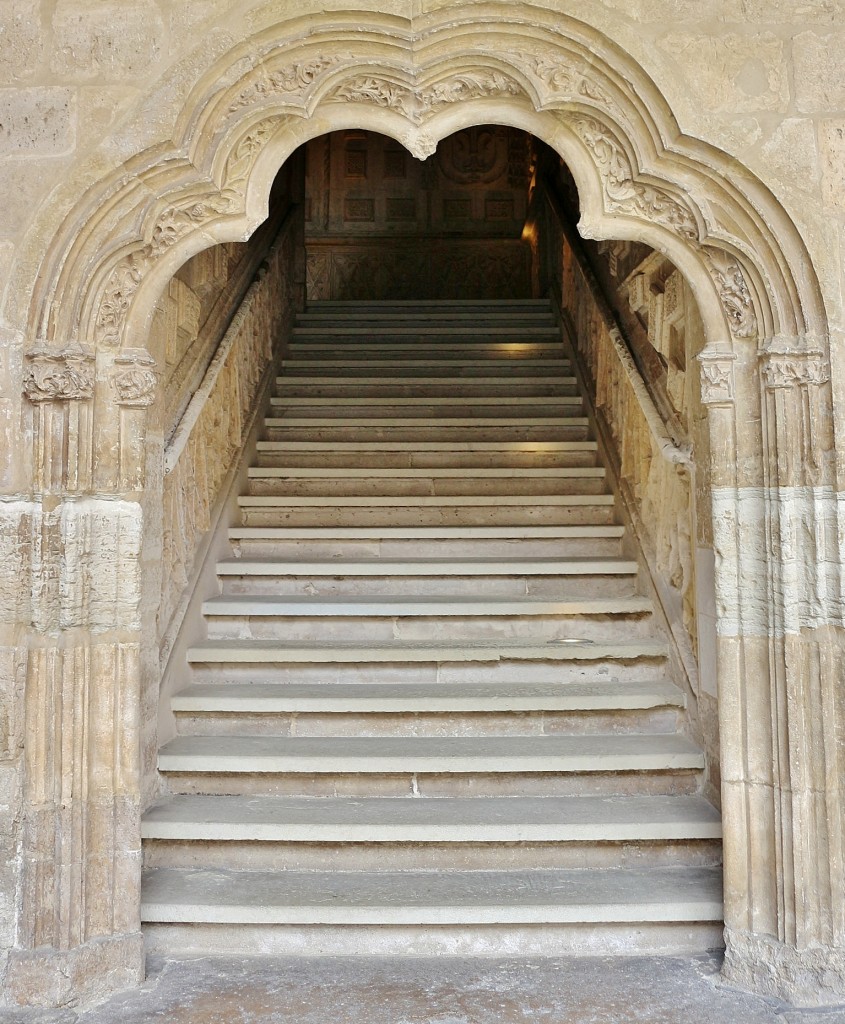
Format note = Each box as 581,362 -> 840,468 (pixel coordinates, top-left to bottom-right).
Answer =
280,364 -> 573,378
272,383 -> 580,399
238,506 -> 618,528
202,613 -> 656,644
160,771 -> 702,800
143,839 -> 722,873
172,708 -> 682,738
285,348 -> 566,361
262,426 -> 593,443
218,576 -> 639,599
231,537 -> 626,560
254,451 -> 599,470
267,403 -> 584,419
143,921 -> 725,958
245,479 -> 609,498
188,658 -> 669,687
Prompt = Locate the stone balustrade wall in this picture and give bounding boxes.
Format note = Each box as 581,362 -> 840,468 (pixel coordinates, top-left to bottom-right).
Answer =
157,215 -> 298,650
542,191 -> 702,703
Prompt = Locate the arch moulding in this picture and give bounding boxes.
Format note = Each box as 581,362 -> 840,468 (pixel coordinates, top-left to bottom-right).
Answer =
9,4 -> 844,1010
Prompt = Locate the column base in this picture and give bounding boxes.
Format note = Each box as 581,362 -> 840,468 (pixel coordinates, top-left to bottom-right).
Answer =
723,927 -> 845,1008
4,931 -> 145,1008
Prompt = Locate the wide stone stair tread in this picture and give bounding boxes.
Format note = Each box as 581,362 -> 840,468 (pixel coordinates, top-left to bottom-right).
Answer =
237,494 -> 614,507
214,556 -> 638,576
247,467 -> 604,478
170,679 -> 686,713
186,638 -> 669,663
200,595 -> 653,616
141,794 -> 722,842
140,866 -> 723,923
256,441 -> 596,451
158,733 -> 704,774
228,525 -> 625,539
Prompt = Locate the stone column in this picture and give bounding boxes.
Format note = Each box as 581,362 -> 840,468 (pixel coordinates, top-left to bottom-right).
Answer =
705,336 -> 845,1006
3,350 -> 155,1006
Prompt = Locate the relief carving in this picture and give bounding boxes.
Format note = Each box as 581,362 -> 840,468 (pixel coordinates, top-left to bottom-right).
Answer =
329,71 -> 523,125
334,76 -> 416,119
23,349 -> 95,402
95,121 -> 278,348
761,350 -> 830,389
526,55 -> 613,107
702,248 -> 758,340
110,351 -> 159,407
698,352 -> 737,405
419,71 -> 522,114
572,116 -> 698,242
228,56 -> 342,112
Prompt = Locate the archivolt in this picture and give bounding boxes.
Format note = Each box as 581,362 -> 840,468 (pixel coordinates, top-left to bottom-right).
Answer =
25,3 -> 827,372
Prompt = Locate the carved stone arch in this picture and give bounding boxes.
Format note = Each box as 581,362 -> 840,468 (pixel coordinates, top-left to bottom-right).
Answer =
12,3 -> 844,1010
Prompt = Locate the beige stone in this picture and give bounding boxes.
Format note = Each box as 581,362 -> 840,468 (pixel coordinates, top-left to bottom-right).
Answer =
654,32 -> 789,114
793,30 -> 845,113
0,87 -> 76,157
0,1 -> 44,83
50,0 -> 165,81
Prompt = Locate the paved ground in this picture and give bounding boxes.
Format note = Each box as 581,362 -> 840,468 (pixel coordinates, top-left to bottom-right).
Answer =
3,954 -> 845,1023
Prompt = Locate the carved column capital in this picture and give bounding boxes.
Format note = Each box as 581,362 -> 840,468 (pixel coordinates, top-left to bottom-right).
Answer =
109,350 -> 159,408
697,350 -> 736,406
23,348 -> 95,403
760,340 -> 830,390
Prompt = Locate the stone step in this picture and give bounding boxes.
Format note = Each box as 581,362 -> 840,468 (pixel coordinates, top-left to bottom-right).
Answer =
306,300 -> 552,309
186,639 -> 668,665
274,374 -> 576,387
296,310 -> 556,321
141,794 -> 719,843
171,680 -> 683,714
268,397 -> 583,416
245,477 -> 610,499
291,326 -> 560,338
140,865 -> 722,927
285,346 -> 565,361
158,733 -> 704,776
253,450 -> 599,471
256,441 -> 597,452
201,595 -> 652,618
238,494 -> 614,508
227,525 -> 626,560
247,467 -> 604,480
261,425 -> 594,445
279,359 -> 572,374
215,556 -> 637,577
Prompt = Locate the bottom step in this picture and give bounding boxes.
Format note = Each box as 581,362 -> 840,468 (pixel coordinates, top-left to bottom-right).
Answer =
142,866 -> 722,925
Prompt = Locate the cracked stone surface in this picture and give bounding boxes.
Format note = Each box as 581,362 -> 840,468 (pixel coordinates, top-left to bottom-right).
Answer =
3,955 -> 845,1023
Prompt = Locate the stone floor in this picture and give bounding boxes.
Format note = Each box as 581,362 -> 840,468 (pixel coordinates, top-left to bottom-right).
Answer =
3,955 -> 845,1023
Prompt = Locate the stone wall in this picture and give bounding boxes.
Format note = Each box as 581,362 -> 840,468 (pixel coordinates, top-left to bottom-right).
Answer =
538,179 -> 719,795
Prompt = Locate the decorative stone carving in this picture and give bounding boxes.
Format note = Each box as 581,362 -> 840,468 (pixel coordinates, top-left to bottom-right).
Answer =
698,352 -> 737,405
334,76 -> 416,119
761,348 -> 829,389
23,349 -> 95,402
420,71 -> 522,114
702,248 -> 758,339
525,55 -> 613,107
401,128 -> 437,161
228,56 -> 342,112
329,71 -> 523,126
572,116 -> 698,241
96,120 -> 280,349
110,351 -> 159,407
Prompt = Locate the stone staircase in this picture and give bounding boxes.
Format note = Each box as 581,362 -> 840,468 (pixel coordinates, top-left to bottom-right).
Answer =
141,298 -> 723,956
